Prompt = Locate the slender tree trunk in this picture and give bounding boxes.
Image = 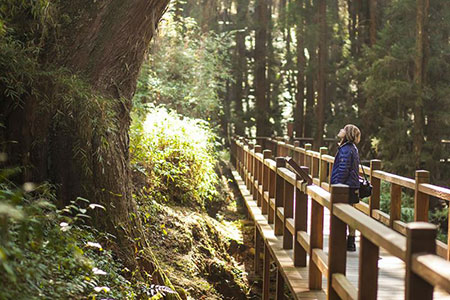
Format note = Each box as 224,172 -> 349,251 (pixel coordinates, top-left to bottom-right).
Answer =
4,0 -> 176,288
304,0 -> 316,138
254,0 -> 270,136
314,0 -> 327,149
294,3 -> 305,137
233,0 -> 249,135
413,0 -> 429,168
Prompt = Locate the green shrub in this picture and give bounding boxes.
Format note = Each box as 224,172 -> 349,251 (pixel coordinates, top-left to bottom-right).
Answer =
0,169 -> 141,299
130,106 -> 220,209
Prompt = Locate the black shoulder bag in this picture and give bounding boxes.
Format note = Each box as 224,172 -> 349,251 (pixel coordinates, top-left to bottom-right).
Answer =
359,162 -> 372,199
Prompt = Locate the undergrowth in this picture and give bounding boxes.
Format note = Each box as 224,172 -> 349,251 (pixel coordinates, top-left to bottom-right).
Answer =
0,167 -> 173,299
130,105 -> 221,211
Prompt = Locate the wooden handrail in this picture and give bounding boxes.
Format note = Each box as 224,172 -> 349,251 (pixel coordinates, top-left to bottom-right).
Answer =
230,137 -> 450,300
238,135 -> 450,260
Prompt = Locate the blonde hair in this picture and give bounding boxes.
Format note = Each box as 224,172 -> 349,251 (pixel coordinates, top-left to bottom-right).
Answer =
342,124 -> 361,144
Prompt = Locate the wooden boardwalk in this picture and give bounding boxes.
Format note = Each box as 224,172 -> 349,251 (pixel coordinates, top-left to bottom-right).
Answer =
232,168 -> 450,300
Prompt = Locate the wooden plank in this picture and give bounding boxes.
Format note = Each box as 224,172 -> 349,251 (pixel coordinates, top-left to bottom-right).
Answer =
369,160 -> 382,217
321,182 -> 330,192
328,185 -> 349,300
372,170 -> 416,189
372,209 -> 390,227
354,202 -> 370,215
358,236 -> 379,300
277,207 -> 284,220
309,199 -> 324,290
332,274 -> 357,300
405,223 -> 436,300
276,267 -> 285,300
390,183 -> 402,228
418,183 -> 450,201
313,178 -> 320,186
312,248 -> 329,278
333,204 -> 407,261
412,253 -> 450,294
255,227 -> 262,275
283,180 -> 294,249
263,242 -> 271,300
322,154 -> 335,163
297,231 -> 311,254
286,218 -> 295,236
393,220 -> 407,235
278,167 -> 297,186
414,170 -> 430,222
294,186 -> 308,267
306,185 -> 331,209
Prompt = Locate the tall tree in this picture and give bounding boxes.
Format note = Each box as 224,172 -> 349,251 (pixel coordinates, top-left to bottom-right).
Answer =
294,0 -> 305,137
304,0 -> 317,138
314,0 -> 327,148
413,0 -> 430,168
2,0 -> 173,283
254,0 -> 271,136
232,0 -> 249,135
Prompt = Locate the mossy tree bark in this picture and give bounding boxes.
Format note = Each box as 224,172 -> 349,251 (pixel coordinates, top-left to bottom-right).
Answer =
2,0 -> 175,286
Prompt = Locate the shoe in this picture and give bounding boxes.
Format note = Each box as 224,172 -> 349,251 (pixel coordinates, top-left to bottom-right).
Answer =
347,236 -> 356,252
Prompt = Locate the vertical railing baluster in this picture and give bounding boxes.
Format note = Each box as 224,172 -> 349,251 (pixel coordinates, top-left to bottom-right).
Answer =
275,157 -> 286,236
405,222 -> 436,300
414,170 -> 430,222
294,171 -> 308,267
327,184 -> 350,300
369,160 -> 381,217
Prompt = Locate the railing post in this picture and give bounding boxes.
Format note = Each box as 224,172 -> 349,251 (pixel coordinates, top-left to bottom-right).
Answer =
294,171 -> 308,267
369,160 -> 381,217
358,236 -> 379,300
327,184 -> 349,300
405,222 -> 437,300
414,170 -> 430,222
283,179 -> 294,249
309,194 -> 324,289
305,143 -> 312,175
263,242 -> 271,300
253,145 -> 262,201
390,183 -> 402,228
276,267 -> 285,300
319,147 -> 328,187
254,226 -> 262,276
268,165 -> 276,224
262,150 -> 272,214
274,157 -> 286,236
293,141 -> 300,165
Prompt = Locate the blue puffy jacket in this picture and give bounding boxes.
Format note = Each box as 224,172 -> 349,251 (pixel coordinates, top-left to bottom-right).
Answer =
330,141 -> 360,188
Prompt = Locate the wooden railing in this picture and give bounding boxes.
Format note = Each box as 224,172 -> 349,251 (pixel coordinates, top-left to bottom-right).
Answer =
230,136 -> 450,300
236,136 -> 450,259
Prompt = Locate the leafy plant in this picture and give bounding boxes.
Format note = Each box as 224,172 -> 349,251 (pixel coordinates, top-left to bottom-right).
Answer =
130,106 -> 220,210
0,169 -> 140,299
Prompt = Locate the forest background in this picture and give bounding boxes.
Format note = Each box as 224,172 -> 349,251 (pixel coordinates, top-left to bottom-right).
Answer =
0,0 -> 449,299
142,0 -> 450,183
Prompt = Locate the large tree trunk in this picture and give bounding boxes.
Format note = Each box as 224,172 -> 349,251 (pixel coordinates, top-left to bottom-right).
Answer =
413,0 -> 429,168
254,0 -> 271,136
3,0 -> 174,286
314,0 -> 327,149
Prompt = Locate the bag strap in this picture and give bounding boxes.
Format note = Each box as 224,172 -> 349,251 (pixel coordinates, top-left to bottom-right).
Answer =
360,160 -> 369,182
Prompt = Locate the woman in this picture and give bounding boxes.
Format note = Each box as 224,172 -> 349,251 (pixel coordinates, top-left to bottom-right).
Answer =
330,124 -> 361,251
